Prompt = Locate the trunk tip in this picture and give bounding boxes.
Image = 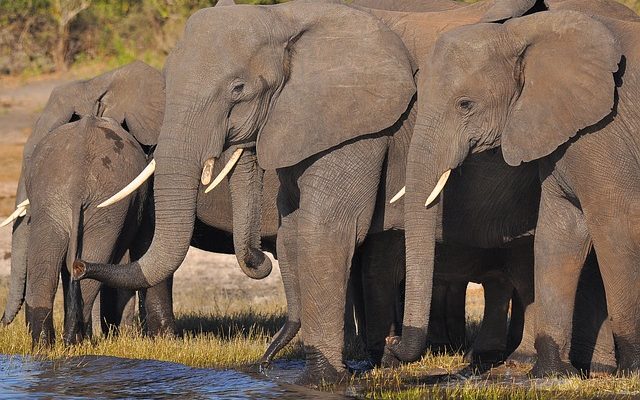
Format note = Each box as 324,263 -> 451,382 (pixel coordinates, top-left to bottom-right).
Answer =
240,248 -> 273,280
72,260 -> 87,280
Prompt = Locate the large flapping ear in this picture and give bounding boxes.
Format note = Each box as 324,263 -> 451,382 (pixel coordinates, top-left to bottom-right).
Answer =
500,10 -> 620,166
257,1 -> 416,170
91,61 -> 165,146
481,0 -> 543,22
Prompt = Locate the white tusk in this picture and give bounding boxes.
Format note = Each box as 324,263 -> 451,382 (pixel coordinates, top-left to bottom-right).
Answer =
0,205 -> 27,228
97,159 -> 156,208
389,186 -> 406,204
204,148 -> 244,194
201,158 -> 215,185
16,199 -> 29,208
425,170 -> 451,207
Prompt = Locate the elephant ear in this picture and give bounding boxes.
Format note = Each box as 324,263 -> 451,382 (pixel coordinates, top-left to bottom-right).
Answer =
480,0 -> 542,22
500,10 -> 620,166
92,61 -> 165,146
257,1 -> 416,170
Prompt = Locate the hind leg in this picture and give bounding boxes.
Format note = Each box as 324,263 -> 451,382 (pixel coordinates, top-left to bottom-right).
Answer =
25,215 -> 67,346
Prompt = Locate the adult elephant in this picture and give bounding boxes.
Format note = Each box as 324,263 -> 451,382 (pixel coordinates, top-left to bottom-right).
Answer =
73,0 -> 418,384
396,4 -> 639,376
0,61 -> 170,334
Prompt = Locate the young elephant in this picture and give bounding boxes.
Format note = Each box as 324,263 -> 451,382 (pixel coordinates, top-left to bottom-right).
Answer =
1,61 -> 166,329
24,116 -> 150,344
403,8 -> 639,375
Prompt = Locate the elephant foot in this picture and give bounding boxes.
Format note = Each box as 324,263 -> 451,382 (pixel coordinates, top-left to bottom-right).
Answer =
530,360 -> 580,378
506,350 -> 537,367
532,335 -> 580,378
463,348 -> 506,366
145,319 -> 177,338
26,305 -> 55,347
295,345 -> 349,387
259,320 -> 301,366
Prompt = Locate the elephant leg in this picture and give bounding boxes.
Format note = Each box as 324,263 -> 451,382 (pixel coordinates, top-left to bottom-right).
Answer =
504,239 -> 536,364
531,185 -> 590,378
444,281 -> 467,352
295,215 -> 356,384
140,276 -> 176,337
25,216 -> 67,346
586,214 -> 640,373
260,213 -> 302,366
426,280 -> 454,354
570,251 -> 616,374
465,276 -> 512,365
361,231 -> 404,365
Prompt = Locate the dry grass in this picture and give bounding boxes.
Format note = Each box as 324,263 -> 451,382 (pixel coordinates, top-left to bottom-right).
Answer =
1,278 -> 638,399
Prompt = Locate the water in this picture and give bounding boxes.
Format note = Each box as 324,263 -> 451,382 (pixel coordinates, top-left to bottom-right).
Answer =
0,355 -> 347,399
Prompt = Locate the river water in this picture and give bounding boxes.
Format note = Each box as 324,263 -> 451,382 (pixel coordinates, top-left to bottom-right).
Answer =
0,355 -> 348,399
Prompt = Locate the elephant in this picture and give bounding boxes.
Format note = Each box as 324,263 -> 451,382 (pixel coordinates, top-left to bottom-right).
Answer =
1,61 -> 167,329
397,0 -> 639,376
20,115 -> 151,345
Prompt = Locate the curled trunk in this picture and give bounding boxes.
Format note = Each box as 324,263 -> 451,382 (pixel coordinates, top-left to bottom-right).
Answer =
74,132 -> 199,289
228,149 -> 272,279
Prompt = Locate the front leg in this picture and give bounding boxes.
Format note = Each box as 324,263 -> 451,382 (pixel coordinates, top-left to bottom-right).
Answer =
531,179 -> 590,377
260,214 -> 301,366
283,136 -> 387,385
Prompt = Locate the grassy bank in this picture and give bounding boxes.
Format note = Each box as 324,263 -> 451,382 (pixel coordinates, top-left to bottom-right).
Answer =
0,279 -> 638,399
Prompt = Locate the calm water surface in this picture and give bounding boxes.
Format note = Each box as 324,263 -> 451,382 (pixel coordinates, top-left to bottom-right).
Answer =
0,355 -> 348,399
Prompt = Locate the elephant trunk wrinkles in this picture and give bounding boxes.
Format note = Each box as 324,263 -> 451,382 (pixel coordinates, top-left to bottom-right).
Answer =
392,116 -> 467,362
74,133 -> 200,289
2,204 -> 29,325
228,149 -> 272,279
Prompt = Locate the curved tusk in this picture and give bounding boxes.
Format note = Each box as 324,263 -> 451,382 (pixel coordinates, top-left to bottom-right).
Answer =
201,158 -> 215,186
389,186 -> 406,204
204,148 -> 244,194
425,169 -> 451,207
0,205 -> 27,228
97,159 -> 156,208
16,199 -> 29,208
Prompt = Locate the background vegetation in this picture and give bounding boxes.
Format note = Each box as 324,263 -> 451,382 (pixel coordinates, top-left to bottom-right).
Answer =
2,0 -> 640,76
0,0 -> 285,76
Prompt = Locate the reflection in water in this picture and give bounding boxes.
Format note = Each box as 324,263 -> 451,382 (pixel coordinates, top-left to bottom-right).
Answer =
0,355 -> 345,399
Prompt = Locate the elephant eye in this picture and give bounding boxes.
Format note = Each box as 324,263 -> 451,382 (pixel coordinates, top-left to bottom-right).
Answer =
457,98 -> 474,112
231,82 -> 245,97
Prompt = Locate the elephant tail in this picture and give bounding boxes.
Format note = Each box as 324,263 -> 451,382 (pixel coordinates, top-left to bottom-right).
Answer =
63,205 -> 84,344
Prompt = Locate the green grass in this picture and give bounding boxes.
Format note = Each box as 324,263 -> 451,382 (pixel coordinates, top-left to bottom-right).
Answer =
1,279 -> 638,399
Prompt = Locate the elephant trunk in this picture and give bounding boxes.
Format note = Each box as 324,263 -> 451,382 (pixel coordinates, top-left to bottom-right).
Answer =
389,114 -> 468,362
2,181 -> 29,325
74,128 -> 200,289
228,148 -> 272,279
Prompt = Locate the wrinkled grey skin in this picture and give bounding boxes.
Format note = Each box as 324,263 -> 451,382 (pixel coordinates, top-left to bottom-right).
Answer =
24,116 -> 149,345
1,61 -> 166,327
74,1 -> 418,384
365,0 -> 624,371
405,3 -> 639,376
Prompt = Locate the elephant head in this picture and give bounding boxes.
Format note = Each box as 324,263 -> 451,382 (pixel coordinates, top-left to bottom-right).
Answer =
1,61 -> 165,325
73,0 -> 415,289
389,10 -> 620,361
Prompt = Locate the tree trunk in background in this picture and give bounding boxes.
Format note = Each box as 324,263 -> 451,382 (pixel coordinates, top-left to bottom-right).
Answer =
51,0 -> 91,72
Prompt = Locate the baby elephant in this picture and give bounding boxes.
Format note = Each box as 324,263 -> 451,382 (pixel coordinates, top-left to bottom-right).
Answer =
25,115 -> 149,345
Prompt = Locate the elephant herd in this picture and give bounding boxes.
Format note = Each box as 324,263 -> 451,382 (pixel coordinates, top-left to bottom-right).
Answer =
1,0 -> 638,386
